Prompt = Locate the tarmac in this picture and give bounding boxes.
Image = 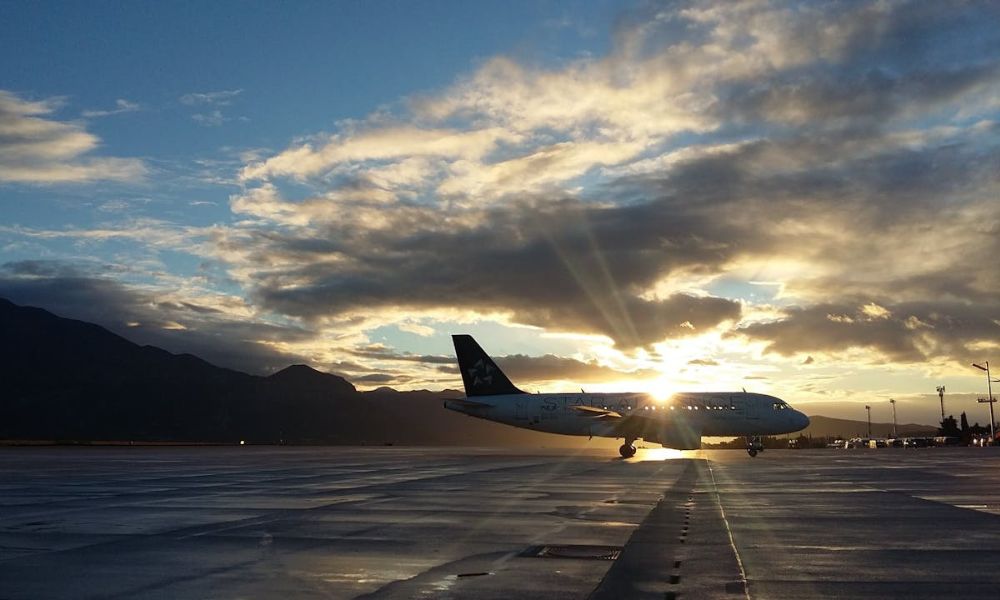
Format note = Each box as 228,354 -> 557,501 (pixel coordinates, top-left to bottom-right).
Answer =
1,446 -> 1000,599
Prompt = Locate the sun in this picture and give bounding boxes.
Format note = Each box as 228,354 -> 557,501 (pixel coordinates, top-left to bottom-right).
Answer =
640,376 -> 677,404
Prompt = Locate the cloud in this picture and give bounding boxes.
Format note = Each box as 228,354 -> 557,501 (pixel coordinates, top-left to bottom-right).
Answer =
208,0 -> 999,362
227,186 -> 744,348
350,345 -> 454,365
494,353 -> 660,384
81,99 -> 140,118
735,299 -> 1000,365
0,218 -> 198,250
241,126 -> 521,182
349,344 -> 660,384
0,260 -> 313,374
11,2 -> 998,396
723,64 -> 1000,128
354,373 -> 404,384
0,90 -> 146,184
688,358 -> 719,366
179,89 -> 244,127
192,110 -> 227,127
179,89 -> 242,106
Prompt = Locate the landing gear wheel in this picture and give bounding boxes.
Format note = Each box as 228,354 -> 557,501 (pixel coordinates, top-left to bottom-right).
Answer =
746,435 -> 764,458
619,442 -> 637,458
747,448 -> 758,457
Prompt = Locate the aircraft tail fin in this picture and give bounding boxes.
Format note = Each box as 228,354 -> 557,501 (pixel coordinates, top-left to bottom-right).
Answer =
452,334 -> 526,397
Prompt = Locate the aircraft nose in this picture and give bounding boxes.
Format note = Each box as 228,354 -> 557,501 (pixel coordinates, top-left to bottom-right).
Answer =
795,411 -> 810,431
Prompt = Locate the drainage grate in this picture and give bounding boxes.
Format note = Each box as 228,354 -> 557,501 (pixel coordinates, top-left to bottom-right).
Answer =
520,544 -> 623,561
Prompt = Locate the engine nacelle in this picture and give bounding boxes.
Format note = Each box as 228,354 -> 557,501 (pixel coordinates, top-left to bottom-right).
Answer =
645,423 -> 702,450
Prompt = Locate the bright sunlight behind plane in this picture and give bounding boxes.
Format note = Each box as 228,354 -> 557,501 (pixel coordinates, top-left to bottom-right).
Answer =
446,335 -> 809,458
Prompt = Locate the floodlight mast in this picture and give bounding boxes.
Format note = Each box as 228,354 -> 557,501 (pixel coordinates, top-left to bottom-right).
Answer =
889,399 -> 897,439
972,362 -> 996,444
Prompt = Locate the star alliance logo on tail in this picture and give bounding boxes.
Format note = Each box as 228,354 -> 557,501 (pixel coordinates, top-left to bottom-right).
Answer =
467,359 -> 495,388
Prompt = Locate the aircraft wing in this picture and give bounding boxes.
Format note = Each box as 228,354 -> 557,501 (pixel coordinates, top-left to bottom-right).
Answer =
611,411 -> 702,449
572,405 -> 622,419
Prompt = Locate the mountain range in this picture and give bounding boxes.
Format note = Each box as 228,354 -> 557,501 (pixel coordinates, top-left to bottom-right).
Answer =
0,298 -> 599,446
797,415 -> 937,439
0,298 -> 938,445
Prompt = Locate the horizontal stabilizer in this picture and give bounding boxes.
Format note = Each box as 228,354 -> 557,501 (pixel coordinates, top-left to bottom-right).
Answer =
444,398 -> 494,409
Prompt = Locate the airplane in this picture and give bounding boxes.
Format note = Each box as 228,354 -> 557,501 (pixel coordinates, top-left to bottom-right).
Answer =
445,334 -> 810,458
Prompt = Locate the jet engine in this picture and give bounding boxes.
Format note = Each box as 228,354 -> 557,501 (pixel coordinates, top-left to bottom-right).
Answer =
645,423 -> 702,450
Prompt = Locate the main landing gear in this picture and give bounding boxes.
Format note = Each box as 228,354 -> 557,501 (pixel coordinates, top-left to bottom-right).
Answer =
746,435 -> 764,457
619,439 -> 637,459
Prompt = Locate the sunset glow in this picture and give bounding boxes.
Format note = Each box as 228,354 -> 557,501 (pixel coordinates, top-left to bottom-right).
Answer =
1,1 -> 998,425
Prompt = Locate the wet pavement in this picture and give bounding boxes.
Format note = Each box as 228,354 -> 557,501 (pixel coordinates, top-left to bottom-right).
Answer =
708,447 -> 1000,599
1,446 -> 999,599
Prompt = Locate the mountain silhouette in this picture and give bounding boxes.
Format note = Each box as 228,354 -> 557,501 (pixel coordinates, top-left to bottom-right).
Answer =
0,298 -> 601,446
800,415 -> 937,439
8,297 -> 921,447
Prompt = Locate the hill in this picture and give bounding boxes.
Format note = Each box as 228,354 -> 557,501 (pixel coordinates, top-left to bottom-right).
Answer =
2,297 -> 942,447
0,298 -> 605,447
801,415 -> 938,439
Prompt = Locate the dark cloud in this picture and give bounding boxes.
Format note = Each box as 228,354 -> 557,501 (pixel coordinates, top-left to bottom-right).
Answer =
0,261 -> 313,374
724,63 -> 1000,127
242,193 -> 746,349
707,1 -> 1000,129
348,344 -> 659,384
350,345 -> 454,365
224,115 -> 998,358
235,117 -> 997,356
495,354 -> 660,384
735,300 -> 1000,365
688,358 -> 719,366
355,373 -> 408,384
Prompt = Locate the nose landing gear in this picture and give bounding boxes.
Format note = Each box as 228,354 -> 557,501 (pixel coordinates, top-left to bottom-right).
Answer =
746,436 -> 764,457
619,439 -> 637,458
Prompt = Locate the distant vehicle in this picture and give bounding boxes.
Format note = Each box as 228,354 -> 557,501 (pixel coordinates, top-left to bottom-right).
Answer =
445,334 -> 810,458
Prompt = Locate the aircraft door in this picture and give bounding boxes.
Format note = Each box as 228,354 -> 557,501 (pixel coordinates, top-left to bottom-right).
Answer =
743,394 -> 759,420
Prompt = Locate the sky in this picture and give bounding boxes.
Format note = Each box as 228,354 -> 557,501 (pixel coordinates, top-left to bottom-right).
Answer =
1,0 -> 999,426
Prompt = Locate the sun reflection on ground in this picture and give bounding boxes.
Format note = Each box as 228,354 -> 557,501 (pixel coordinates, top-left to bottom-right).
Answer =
630,447 -> 688,461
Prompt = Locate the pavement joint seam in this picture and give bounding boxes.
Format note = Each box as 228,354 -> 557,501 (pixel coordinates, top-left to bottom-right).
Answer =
705,462 -> 750,600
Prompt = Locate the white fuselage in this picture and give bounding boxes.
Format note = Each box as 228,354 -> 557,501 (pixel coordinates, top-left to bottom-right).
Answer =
444,391 -> 810,447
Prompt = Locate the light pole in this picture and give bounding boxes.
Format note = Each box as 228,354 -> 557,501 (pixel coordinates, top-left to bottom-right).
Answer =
865,405 -> 871,438
889,399 -> 897,439
972,362 -> 998,444
936,385 -> 946,421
